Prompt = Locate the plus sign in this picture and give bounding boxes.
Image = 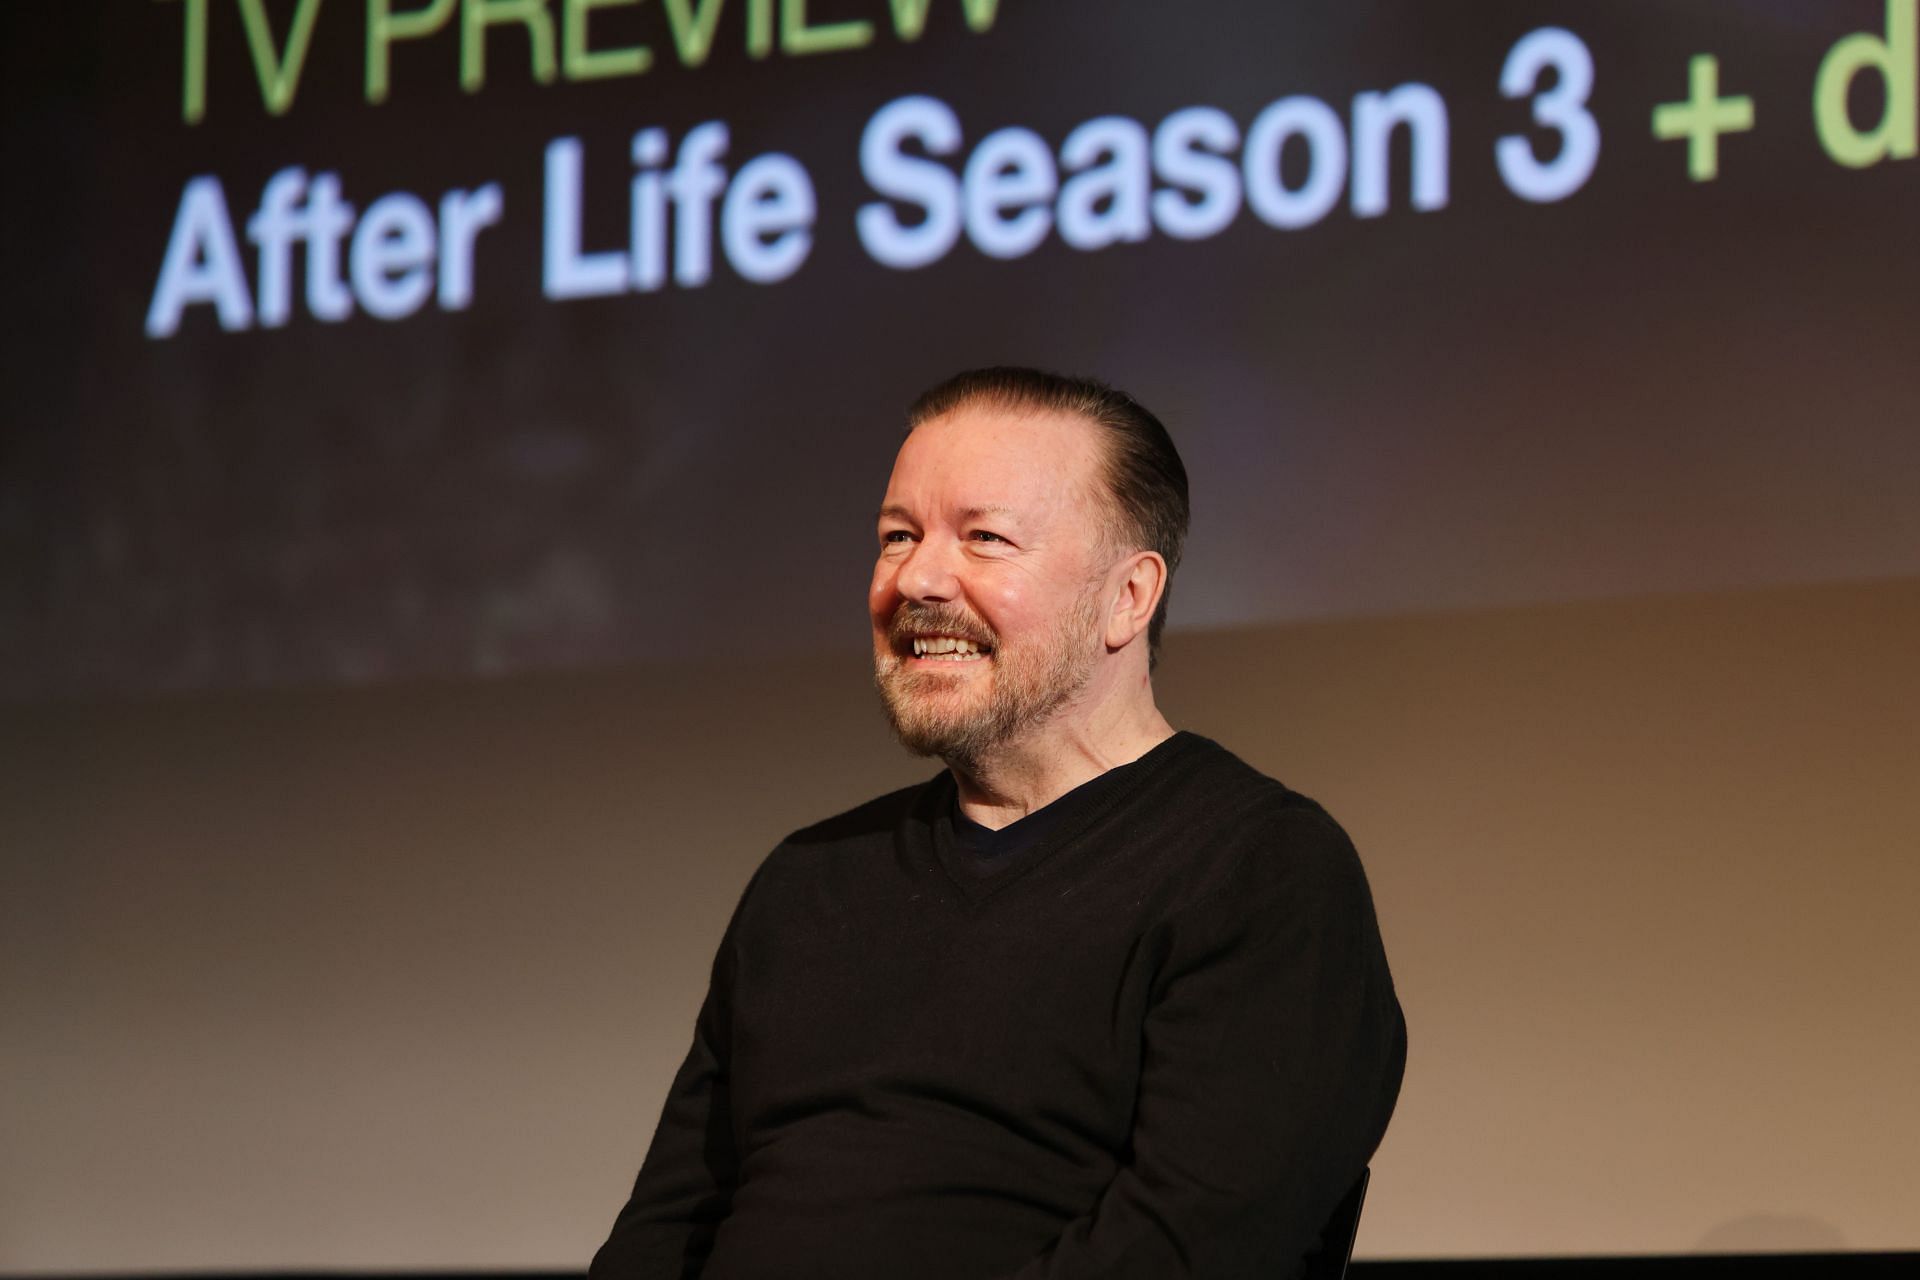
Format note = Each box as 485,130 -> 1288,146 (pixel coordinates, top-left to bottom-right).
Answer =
1653,54 -> 1755,181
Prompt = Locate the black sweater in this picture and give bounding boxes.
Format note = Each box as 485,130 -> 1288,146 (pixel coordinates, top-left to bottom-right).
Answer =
591,733 -> 1406,1279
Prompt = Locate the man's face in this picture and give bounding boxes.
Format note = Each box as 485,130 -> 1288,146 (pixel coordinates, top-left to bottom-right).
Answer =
870,404 -> 1116,765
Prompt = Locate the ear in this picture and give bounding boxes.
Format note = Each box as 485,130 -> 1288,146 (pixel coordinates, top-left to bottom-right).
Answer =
1104,551 -> 1167,652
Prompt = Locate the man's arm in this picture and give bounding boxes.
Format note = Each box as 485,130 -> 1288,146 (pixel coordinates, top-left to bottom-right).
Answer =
589,884 -> 751,1280
1001,807 -> 1407,1279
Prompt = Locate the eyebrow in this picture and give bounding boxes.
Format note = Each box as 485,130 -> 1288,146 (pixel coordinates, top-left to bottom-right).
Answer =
876,504 -> 1018,523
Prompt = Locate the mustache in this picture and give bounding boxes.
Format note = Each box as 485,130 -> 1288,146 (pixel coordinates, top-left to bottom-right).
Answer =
887,602 -> 997,650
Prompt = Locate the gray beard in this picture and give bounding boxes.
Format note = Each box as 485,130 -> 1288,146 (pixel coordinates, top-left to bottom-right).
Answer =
873,596 -> 1101,770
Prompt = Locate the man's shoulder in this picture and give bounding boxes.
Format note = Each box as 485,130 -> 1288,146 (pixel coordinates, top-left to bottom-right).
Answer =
1167,732 -> 1339,828
730,779 -> 939,917
1151,733 -> 1367,898
776,776 -> 943,852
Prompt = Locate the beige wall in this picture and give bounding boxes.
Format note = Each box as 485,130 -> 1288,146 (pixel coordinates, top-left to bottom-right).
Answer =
3,578 -> 1917,1270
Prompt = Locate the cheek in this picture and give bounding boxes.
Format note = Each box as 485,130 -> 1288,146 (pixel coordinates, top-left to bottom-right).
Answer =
868,562 -> 899,621
969,597 -> 1031,650
973,566 -> 1047,623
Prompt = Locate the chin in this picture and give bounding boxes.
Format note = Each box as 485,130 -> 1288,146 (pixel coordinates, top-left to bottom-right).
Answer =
876,670 -> 989,759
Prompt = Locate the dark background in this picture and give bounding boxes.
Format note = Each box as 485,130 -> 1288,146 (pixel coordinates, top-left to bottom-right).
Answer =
7,1 -> 1916,697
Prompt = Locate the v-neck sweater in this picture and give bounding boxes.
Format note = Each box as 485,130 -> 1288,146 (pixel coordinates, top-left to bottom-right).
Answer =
944,739 -> 1168,877
592,732 -> 1406,1280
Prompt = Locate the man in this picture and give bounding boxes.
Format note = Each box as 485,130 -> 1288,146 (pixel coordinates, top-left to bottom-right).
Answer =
591,368 -> 1406,1279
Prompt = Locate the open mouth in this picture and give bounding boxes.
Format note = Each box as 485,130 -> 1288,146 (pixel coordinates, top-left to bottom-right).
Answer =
908,634 -> 993,661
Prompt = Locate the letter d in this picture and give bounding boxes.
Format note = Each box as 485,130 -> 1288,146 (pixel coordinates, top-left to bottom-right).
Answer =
1815,0 -> 1916,168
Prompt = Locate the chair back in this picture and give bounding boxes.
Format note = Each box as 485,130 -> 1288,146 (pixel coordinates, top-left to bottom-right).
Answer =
1298,1166 -> 1371,1280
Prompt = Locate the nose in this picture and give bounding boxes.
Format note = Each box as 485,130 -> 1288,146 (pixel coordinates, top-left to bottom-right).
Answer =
892,536 -> 960,605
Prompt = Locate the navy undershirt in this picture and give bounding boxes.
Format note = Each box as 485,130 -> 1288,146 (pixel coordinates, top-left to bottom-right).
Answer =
945,738 -> 1179,879
948,793 -> 1074,865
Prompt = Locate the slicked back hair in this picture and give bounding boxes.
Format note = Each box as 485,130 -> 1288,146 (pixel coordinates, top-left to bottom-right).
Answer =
906,367 -> 1190,670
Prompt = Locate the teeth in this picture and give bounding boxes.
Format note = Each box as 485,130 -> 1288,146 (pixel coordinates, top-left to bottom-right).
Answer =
911,635 -> 985,659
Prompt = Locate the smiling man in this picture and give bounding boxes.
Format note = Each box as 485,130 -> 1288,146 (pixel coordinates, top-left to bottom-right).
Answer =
590,368 -> 1406,1279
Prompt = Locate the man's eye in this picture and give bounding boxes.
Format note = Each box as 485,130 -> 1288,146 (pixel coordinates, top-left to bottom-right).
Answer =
881,530 -> 915,544
970,530 -> 1007,543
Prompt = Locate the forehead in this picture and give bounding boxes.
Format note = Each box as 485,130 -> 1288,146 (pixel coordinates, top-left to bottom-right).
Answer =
884,404 -> 1109,521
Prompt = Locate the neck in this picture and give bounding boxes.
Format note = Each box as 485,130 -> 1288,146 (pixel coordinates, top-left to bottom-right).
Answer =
948,684 -> 1174,830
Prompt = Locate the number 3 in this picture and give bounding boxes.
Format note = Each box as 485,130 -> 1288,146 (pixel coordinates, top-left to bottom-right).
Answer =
1497,27 -> 1600,202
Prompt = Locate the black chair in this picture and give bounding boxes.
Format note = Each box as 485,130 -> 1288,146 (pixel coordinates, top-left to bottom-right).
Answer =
1299,1167 -> 1371,1280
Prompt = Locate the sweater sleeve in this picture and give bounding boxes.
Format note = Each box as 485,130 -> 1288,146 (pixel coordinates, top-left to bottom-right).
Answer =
997,808 -> 1407,1280
588,881 -> 752,1280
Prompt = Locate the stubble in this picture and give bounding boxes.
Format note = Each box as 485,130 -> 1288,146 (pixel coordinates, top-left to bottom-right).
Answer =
874,592 -> 1105,770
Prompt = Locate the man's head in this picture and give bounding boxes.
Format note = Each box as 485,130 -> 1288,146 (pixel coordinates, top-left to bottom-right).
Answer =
869,368 -> 1189,767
